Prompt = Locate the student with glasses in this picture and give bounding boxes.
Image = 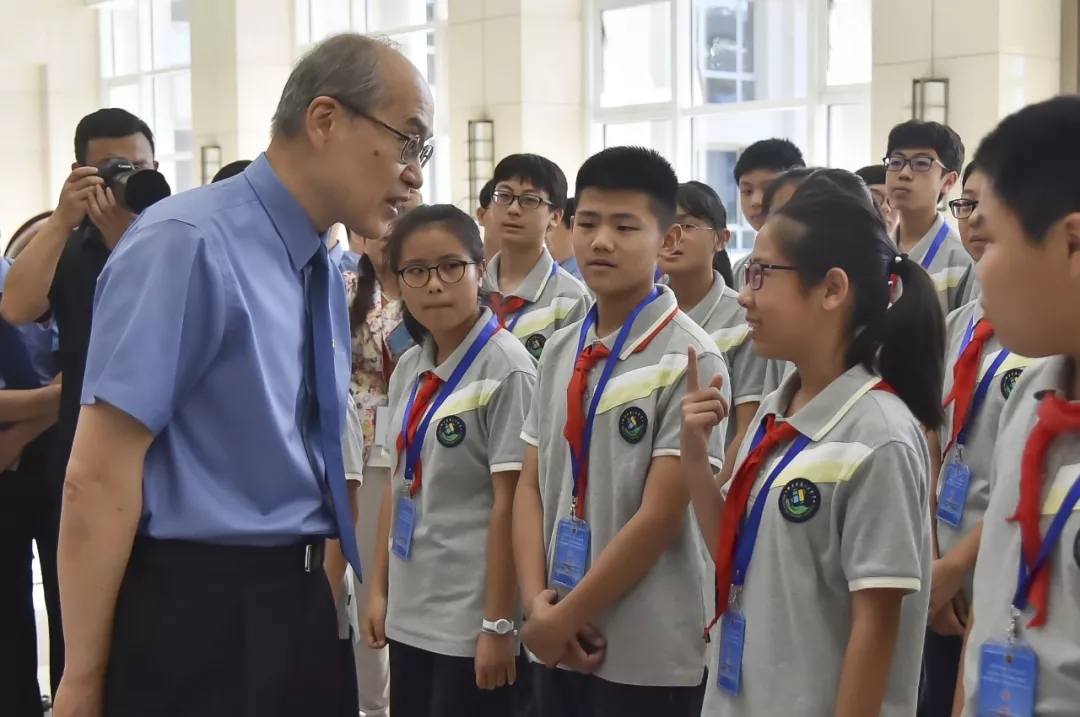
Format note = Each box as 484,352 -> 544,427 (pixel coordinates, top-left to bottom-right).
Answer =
884,120 -> 976,316
480,154 -> 589,362
856,164 -> 899,236
361,205 -> 536,717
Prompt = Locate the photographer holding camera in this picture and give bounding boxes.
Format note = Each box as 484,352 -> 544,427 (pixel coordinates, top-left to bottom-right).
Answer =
0,108 -> 161,705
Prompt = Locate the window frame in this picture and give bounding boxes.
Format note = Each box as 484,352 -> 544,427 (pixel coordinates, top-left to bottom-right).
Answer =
586,0 -> 871,254
98,0 -> 194,193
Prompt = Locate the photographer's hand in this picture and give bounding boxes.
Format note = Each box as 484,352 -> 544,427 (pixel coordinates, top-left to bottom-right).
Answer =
86,186 -> 137,249
55,167 -> 104,229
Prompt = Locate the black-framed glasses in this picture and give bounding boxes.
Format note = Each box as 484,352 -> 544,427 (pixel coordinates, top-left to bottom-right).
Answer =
883,155 -> 943,173
330,96 -> 433,168
491,190 -> 552,211
397,259 -> 477,289
743,260 -> 798,290
948,198 -> 978,219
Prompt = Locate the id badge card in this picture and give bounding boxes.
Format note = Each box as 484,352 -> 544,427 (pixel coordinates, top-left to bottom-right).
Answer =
716,610 -> 747,695
977,639 -> 1037,717
937,461 -> 972,529
391,496 -> 416,561
551,518 -> 590,591
386,321 -> 414,359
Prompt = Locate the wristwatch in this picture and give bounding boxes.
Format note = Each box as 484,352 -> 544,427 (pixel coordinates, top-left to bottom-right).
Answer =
481,618 -> 517,636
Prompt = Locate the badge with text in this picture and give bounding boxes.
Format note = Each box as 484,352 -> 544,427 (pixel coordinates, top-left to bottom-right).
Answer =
937,461 -> 972,529
977,639 -> 1037,717
716,610 -> 747,695
391,495 -> 416,560
552,518 -> 590,590
619,407 -> 649,444
525,333 -> 547,359
777,478 -> 820,523
1000,368 -> 1023,400
436,415 -> 466,447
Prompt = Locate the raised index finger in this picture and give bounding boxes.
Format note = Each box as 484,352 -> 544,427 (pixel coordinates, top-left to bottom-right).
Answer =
686,345 -> 699,392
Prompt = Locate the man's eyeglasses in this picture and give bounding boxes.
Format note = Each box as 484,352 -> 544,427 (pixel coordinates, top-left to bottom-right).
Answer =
743,260 -> 798,290
883,155 -> 944,173
397,259 -> 476,289
491,190 -> 552,211
330,96 -> 433,168
948,198 -> 978,219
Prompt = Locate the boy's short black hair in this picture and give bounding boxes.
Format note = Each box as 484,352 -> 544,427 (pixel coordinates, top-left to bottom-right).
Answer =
974,95 -> 1080,244
886,120 -> 965,173
960,161 -> 980,188
575,146 -> 678,228
493,153 -> 568,211
733,138 -> 805,183
74,108 -> 155,165
212,160 -> 252,183
855,165 -> 887,186
561,196 -> 575,229
478,178 -> 496,210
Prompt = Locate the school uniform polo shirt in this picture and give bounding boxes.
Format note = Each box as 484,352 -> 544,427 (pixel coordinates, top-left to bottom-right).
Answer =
936,301 -> 1033,602
482,247 -> 589,361
896,213 -> 975,316
384,308 -> 537,658
706,364 -> 930,717
961,356 -> 1080,717
730,253 -> 750,291
522,285 -> 730,687
685,271 -> 767,446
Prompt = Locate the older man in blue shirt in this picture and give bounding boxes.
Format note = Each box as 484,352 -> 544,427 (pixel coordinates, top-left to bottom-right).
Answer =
52,34 -> 432,717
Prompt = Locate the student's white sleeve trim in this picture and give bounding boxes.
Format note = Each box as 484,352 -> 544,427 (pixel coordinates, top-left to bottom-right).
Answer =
652,447 -> 724,470
346,472 -> 363,484
732,394 -> 763,406
848,577 -> 921,593
521,432 -> 539,446
491,462 -> 524,474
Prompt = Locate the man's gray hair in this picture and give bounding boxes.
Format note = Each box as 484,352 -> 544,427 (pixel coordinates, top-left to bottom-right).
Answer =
271,33 -> 397,138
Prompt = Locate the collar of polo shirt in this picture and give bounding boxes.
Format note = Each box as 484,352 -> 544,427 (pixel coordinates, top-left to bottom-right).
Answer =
685,270 -> 733,327
768,364 -> 884,443
415,307 -> 497,382
581,284 -> 679,361
245,155 -> 326,272
483,247 -> 557,303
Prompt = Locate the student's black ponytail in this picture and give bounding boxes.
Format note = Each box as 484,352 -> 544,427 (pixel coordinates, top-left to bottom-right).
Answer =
773,174 -> 945,429
386,204 -> 487,345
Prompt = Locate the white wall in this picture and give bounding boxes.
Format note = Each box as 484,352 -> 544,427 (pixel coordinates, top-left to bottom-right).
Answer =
0,0 -> 99,246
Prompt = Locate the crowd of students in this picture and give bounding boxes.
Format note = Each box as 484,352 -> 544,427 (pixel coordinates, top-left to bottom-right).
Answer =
337,93 -> 1080,717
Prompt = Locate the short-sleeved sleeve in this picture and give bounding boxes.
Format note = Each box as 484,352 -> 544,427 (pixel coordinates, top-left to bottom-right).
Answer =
561,294 -> 589,329
487,367 -> 536,473
836,440 -> 926,593
729,341 -> 766,406
81,219 -> 227,434
652,347 -> 730,471
342,393 -> 364,482
521,349 -> 547,447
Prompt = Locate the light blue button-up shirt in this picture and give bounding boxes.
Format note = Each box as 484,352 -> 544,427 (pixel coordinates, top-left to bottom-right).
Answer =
0,258 -> 59,389
82,154 -> 351,544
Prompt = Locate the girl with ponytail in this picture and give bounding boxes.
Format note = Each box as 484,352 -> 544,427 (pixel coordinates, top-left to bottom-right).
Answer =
679,172 -> 943,717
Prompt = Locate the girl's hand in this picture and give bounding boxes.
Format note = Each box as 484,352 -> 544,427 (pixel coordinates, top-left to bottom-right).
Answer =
681,346 -> 728,463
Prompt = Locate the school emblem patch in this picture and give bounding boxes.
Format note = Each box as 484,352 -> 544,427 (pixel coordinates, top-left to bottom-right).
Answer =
525,333 -> 547,359
618,407 -> 648,444
436,415 -> 466,448
1000,368 -> 1023,400
778,479 -> 821,523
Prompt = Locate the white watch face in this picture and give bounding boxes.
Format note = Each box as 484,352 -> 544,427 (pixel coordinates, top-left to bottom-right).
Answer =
486,618 -> 513,634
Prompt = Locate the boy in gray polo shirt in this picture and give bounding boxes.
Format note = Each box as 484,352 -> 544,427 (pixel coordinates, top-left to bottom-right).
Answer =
954,96 -> 1080,717
513,147 -> 729,717
481,154 -> 589,361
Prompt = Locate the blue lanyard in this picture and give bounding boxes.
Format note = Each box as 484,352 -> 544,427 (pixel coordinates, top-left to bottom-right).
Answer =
955,318 -> 1010,448
732,421 -> 811,587
505,262 -> 558,332
570,287 -> 661,503
399,315 -> 499,481
920,222 -> 951,270
1012,473 -> 1080,610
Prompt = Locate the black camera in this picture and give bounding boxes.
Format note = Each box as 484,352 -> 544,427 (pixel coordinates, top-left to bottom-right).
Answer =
97,157 -> 172,214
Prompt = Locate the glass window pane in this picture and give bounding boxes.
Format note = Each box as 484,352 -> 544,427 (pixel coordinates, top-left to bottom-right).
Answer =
692,108 -> 807,249
601,3 -> 673,108
151,71 -> 193,157
389,30 -> 436,88
151,0 -> 191,70
827,102 -> 870,170
691,0 -> 808,106
603,120 -> 675,161
368,0 -> 435,29
827,0 -> 871,86
310,0 -> 352,43
110,4 -> 141,77
108,83 -> 142,116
